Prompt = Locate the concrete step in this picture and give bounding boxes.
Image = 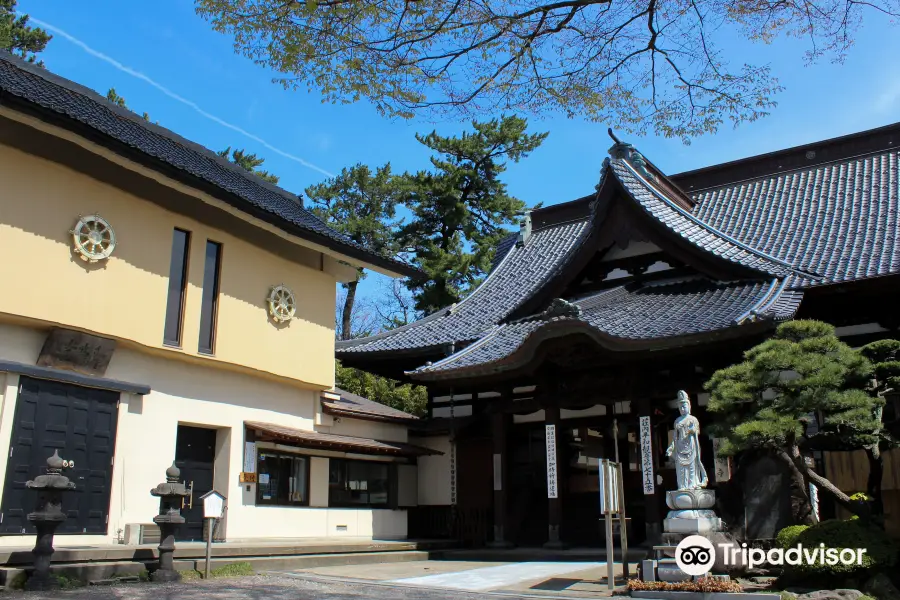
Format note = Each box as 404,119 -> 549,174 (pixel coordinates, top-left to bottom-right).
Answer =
0,539 -> 456,566
0,550 -> 434,589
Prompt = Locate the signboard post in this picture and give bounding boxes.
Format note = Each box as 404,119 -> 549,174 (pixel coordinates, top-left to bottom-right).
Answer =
199,490 -> 225,580
600,459 -> 629,590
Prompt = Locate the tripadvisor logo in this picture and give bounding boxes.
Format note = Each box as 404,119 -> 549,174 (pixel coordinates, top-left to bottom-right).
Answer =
675,535 -> 868,575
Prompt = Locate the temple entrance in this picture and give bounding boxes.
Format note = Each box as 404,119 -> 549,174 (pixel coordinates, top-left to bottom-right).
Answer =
504,411 -> 665,548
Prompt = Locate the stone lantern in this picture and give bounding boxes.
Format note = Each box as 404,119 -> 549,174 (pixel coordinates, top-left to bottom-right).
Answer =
149,462 -> 190,582
25,450 -> 75,591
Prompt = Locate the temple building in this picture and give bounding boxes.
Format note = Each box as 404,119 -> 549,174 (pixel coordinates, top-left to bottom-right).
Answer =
337,124 -> 900,547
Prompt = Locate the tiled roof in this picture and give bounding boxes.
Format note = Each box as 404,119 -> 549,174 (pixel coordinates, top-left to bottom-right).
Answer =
0,52 -> 417,277
337,218 -> 592,355
693,149 -> 900,284
341,127 -> 900,376
608,157 -> 815,280
410,278 -> 802,378
246,421 -> 441,457
323,388 -> 418,422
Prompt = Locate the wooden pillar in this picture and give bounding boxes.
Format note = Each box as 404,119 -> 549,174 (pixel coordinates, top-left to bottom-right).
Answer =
543,404 -> 567,549
487,411 -> 514,548
637,396 -> 662,544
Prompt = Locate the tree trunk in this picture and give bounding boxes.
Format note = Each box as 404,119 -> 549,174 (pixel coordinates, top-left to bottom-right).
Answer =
866,444 -> 884,517
775,447 -> 818,525
782,443 -> 863,519
340,278 -> 359,341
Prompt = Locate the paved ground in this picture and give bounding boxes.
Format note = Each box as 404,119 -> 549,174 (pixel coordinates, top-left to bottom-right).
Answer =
13,571 -> 629,599
285,559 -> 638,596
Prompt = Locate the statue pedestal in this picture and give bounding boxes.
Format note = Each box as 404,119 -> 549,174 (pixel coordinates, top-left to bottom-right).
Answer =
663,489 -> 722,534
650,489 -> 725,583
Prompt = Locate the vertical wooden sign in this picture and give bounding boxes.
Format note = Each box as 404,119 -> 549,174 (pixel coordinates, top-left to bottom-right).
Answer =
639,416 -> 655,495
545,424 -> 558,499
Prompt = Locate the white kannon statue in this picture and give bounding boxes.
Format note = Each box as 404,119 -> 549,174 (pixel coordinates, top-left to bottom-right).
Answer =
666,390 -> 708,490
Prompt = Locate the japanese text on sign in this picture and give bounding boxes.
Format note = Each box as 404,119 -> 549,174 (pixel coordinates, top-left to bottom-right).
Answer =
545,424 -> 558,499
639,416 -> 655,495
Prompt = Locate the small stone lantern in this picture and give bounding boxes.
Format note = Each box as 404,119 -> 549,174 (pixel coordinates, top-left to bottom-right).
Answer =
149,462 -> 190,582
25,450 -> 75,591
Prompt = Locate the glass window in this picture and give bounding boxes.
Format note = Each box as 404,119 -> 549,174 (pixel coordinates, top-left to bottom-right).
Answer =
256,451 -> 309,506
198,240 -> 222,354
163,229 -> 191,346
328,459 -> 390,507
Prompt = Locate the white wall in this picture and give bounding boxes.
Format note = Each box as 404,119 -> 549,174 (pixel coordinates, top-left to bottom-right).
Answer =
322,416 -> 408,443
414,435 -> 452,505
0,321 -> 409,545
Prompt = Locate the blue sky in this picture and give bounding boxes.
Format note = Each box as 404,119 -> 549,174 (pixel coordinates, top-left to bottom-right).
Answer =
21,1 -> 900,319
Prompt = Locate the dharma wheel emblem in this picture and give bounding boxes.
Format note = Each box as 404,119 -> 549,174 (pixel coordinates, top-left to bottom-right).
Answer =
70,214 -> 116,262
267,284 -> 296,323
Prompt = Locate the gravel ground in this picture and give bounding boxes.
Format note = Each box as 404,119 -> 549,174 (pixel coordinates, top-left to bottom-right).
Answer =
15,573 -> 586,600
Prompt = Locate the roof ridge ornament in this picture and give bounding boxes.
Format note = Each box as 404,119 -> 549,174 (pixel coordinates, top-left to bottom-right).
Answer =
606,128 -> 656,182
517,210 -> 533,247
534,298 -> 583,322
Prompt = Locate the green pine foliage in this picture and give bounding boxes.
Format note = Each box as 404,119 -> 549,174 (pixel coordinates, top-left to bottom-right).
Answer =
106,88 -> 152,122
707,320 -> 882,519
398,115 -> 547,313
217,147 -> 280,184
307,164 -> 402,340
0,0 -> 51,67
336,361 -> 427,417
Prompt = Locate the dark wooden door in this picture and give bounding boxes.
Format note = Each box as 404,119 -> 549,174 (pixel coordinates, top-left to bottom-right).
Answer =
0,376 -> 119,535
174,425 -> 216,541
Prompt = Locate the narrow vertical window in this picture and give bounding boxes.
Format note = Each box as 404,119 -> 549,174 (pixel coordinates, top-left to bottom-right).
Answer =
198,241 -> 222,354
163,229 -> 190,346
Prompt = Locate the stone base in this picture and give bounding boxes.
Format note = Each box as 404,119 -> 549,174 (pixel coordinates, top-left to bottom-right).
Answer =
667,489 -> 716,510
667,509 -> 718,519
657,558 -> 692,582
663,516 -> 722,534
150,569 -> 182,583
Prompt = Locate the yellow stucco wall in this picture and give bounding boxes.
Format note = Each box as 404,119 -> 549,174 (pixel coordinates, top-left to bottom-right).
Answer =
0,142 -> 335,387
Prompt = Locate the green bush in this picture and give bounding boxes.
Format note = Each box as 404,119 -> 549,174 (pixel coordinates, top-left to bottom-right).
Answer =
777,525 -> 810,549
780,519 -> 898,586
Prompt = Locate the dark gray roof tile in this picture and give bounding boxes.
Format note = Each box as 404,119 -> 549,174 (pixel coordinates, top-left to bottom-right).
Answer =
337,218 -> 592,355
410,278 -> 801,378
693,150 -> 900,284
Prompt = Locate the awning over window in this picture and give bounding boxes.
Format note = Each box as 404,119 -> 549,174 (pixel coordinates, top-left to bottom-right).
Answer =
245,421 -> 442,458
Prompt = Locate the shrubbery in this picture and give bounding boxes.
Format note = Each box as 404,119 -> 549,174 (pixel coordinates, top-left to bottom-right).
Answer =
777,525 -> 810,549
778,519 -> 897,586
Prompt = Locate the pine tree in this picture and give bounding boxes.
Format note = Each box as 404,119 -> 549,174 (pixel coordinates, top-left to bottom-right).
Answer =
0,0 -> 51,67
399,116 -> 547,313
706,320 -> 881,522
106,88 -> 151,122
217,147 -> 279,184
306,164 -> 401,340
855,340 -> 900,516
